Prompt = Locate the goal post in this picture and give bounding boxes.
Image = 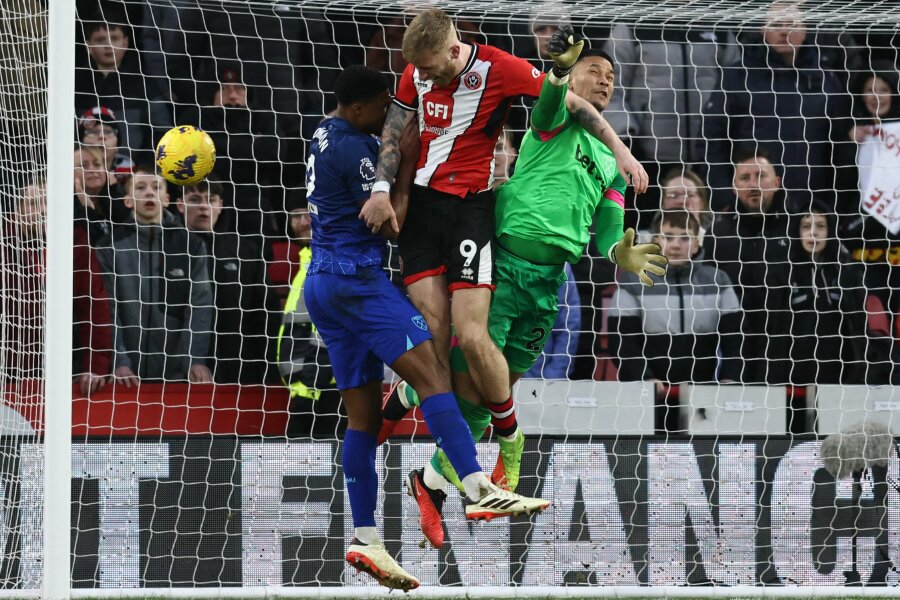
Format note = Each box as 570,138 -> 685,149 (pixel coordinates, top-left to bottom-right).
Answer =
0,0 -> 898,597
44,0 -> 75,599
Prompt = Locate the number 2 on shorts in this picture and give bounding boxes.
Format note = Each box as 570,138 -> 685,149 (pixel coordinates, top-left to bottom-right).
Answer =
525,327 -> 547,351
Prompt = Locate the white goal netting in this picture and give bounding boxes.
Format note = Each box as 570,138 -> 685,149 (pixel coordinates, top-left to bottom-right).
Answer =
0,0 -> 899,595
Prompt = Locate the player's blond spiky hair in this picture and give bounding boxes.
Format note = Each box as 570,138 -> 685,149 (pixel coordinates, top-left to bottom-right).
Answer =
402,8 -> 455,62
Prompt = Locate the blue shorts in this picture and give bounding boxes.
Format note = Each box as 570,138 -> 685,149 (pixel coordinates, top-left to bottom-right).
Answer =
304,267 -> 432,390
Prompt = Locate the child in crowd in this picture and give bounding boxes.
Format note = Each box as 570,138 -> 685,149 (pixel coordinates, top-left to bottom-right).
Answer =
97,164 -> 214,384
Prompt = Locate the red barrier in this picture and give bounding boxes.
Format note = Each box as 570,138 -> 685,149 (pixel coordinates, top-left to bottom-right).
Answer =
71,383 -> 291,436
1,382 -> 431,438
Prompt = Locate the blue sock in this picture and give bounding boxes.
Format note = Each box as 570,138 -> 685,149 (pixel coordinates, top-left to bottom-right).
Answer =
343,428 -> 378,529
420,392 -> 482,480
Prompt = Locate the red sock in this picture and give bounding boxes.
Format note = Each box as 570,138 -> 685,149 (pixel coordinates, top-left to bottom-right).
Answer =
488,395 -> 518,438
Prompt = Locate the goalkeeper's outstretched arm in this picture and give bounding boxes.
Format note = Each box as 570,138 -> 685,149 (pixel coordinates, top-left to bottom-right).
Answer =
530,25 -> 583,133
530,74 -> 570,134
567,96 -> 647,193
594,199 -> 668,287
546,26 -> 648,193
594,200 -> 626,261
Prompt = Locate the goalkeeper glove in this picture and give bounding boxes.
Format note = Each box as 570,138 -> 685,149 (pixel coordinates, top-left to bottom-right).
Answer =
548,25 -> 585,79
610,228 -> 669,287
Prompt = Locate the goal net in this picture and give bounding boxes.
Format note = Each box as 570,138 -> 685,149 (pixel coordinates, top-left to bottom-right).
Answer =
0,0 -> 899,596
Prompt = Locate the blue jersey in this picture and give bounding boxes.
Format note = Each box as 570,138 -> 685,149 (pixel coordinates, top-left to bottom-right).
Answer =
306,117 -> 385,275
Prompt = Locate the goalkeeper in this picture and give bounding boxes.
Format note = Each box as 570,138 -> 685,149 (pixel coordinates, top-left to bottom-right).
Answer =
381,28 -> 668,548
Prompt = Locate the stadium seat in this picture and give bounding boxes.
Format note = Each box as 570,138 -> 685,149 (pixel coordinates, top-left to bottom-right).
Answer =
593,284 -> 619,381
593,356 -> 619,381
268,240 -> 302,302
865,294 -> 891,337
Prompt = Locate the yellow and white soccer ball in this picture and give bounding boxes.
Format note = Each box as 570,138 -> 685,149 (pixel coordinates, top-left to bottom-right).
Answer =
155,125 -> 216,186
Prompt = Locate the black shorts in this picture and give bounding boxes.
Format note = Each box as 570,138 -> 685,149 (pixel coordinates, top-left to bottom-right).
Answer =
398,185 -> 495,291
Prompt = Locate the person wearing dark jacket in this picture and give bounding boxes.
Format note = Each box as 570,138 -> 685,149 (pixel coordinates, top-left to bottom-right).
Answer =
97,164 -> 213,384
765,202 -> 869,385
78,105 -> 134,185
176,179 -> 276,384
603,21 -> 739,221
74,144 -> 127,245
610,210 -> 742,394
274,206 -> 347,437
1,179 -> 112,396
178,62 -> 280,241
700,2 -> 849,211
706,148 -> 790,382
73,208 -> 115,394
75,20 -> 172,158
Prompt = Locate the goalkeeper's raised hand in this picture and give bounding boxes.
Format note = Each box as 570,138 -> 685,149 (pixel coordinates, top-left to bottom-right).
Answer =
548,25 -> 585,78
611,228 -> 669,286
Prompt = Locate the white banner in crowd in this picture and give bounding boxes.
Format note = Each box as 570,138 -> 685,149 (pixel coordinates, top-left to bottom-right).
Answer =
858,120 -> 900,234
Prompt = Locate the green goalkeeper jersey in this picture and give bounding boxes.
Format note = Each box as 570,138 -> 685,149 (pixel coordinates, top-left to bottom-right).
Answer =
495,76 -> 626,265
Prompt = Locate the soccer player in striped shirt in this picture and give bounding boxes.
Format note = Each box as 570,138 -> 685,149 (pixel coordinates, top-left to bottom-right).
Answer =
382,28 -> 668,549
305,65 -> 550,590
361,7 -> 649,504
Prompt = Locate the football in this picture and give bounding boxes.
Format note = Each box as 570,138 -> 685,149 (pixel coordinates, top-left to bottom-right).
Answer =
155,125 -> 216,186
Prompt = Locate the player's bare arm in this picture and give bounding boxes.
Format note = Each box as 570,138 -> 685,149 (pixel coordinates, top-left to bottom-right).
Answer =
566,91 -> 648,194
375,103 -> 414,184
548,26 -> 649,194
389,119 -> 421,237
359,104 -> 414,234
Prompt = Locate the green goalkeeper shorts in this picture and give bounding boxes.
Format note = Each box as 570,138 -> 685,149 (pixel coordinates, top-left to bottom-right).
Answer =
451,246 -> 566,374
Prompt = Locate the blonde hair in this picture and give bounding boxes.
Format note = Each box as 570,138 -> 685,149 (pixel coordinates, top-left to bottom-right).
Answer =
76,143 -> 106,165
402,8 -> 454,62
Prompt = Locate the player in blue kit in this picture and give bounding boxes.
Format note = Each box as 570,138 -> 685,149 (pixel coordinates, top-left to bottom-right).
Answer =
304,65 -> 550,591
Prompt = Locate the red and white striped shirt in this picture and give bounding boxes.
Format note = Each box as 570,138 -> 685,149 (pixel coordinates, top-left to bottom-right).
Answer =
394,44 -> 545,198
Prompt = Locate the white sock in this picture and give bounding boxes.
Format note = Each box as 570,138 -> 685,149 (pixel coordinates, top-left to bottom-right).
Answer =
397,381 -> 414,409
354,526 -> 381,546
423,462 -> 448,491
397,381 -> 419,410
461,471 -> 490,502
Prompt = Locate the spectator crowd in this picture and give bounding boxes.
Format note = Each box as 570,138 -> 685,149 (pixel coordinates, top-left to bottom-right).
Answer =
1,0 -> 899,433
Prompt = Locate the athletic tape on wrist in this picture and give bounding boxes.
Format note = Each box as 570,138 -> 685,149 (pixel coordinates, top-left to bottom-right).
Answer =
372,181 -> 391,194
608,242 -> 619,265
548,71 -> 570,86
551,66 -> 573,80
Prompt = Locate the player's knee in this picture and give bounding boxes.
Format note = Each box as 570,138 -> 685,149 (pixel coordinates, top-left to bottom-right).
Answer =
365,414 -> 383,439
345,406 -> 383,437
454,322 -> 491,354
413,301 -> 448,333
402,344 -> 452,397
422,355 -> 451,389
419,307 -> 446,328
